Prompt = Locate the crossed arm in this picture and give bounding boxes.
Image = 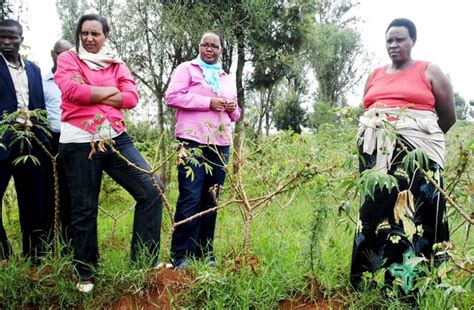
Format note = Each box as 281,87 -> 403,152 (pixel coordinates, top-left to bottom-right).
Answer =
71,74 -> 123,109
54,51 -> 138,110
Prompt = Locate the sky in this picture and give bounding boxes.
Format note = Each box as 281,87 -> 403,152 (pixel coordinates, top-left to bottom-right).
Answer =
17,0 -> 474,102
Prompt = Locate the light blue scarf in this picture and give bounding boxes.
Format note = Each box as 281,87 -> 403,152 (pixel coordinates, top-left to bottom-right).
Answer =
197,56 -> 222,95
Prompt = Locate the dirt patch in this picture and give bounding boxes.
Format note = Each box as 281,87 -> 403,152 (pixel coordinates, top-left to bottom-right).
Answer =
109,267 -> 194,310
278,276 -> 342,310
224,255 -> 261,273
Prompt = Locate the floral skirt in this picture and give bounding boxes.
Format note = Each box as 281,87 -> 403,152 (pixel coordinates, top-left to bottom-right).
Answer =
350,138 -> 449,292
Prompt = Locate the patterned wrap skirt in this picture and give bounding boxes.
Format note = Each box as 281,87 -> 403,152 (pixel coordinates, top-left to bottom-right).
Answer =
350,136 -> 449,291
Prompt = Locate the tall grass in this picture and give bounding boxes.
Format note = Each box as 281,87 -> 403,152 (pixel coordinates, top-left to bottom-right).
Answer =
0,121 -> 472,308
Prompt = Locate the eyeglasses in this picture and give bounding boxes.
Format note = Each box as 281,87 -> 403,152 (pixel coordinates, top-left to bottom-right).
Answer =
199,43 -> 220,50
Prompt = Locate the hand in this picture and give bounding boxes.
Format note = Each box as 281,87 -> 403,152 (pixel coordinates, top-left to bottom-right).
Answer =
224,100 -> 236,113
71,74 -> 85,84
210,97 -> 226,112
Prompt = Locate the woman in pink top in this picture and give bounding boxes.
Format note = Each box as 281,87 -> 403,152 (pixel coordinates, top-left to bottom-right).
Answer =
350,18 -> 456,292
165,30 -> 240,269
55,14 -> 164,293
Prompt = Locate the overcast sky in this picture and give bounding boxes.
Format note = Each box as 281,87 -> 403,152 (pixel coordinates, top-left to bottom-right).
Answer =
20,0 -> 474,102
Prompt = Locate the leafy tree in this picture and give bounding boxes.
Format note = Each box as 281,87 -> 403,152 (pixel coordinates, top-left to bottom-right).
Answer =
247,1 -> 311,139
273,89 -> 306,133
454,92 -> 468,120
55,0 -> 88,42
307,0 -> 368,106
308,101 -> 337,130
0,0 -> 13,20
469,100 -> 474,120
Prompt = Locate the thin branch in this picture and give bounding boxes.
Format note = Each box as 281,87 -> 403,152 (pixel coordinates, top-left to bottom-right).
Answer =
173,199 -> 242,228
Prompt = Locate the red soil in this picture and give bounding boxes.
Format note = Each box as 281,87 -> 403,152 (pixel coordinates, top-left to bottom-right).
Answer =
109,267 -> 194,310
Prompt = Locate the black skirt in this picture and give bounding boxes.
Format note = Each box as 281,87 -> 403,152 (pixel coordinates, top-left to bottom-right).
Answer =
350,136 -> 449,292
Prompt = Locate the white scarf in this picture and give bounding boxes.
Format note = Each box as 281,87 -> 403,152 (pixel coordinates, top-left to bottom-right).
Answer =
77,41 -> 122,70
358,108 -> 445,173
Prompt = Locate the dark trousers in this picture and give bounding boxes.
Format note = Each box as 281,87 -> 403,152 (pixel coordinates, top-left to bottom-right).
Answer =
59,133 -> 163,280
171,139 -> 229,264
43,131 -> 72,245
0,143 -> 46,261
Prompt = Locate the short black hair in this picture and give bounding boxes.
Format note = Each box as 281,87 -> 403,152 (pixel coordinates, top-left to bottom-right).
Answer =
0,19 -> 23,35
202,30 -> 225,49
75,13 -> 110,51
386,18 -> 417,41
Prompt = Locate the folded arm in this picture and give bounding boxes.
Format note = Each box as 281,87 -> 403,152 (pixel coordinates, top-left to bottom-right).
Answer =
54,52 -> 138,110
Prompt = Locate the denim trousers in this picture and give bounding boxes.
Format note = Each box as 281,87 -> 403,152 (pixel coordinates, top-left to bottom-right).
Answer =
59,132 -> 162,280
171,138 -> 229,264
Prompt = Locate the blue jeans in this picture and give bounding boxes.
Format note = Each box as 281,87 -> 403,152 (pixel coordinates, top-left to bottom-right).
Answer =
171,138 -> 229,264
59,133 -> 162,280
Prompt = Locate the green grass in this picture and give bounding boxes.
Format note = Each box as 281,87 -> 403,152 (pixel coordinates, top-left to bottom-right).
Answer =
0,121 -> 472,309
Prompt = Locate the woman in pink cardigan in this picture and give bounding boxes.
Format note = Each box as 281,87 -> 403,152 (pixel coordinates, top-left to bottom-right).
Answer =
54,14 -> 163,293
165,31 -> 240,269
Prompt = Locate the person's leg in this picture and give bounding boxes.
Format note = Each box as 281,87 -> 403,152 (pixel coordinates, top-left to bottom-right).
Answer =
104,133 -> 162,267
195,145 -> 229,260
42,132 -> 57,245
170,139 -> 206,265
12,146 -> 47,261
59,142 -> 103,281
350,146 -> 401,287
411,162 -> 449,261
0,160 -> 13,260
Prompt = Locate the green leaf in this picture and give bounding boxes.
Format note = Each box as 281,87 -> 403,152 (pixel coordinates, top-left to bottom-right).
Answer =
184,166 -> 194,181
358,169 -> 399,199
12,155 -> 40,166
203,162 -> 213,176
402,149 -> 429,173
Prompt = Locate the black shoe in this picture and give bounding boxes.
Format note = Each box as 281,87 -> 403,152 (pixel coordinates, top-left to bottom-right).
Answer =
208,256 -> 218,267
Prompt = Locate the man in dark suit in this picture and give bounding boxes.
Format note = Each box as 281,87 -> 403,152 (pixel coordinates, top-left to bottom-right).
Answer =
0,19 -> 49,263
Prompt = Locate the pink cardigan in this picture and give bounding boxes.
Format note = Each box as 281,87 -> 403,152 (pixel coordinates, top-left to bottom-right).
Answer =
165,59 -> 240,146
54,51 -> 138,133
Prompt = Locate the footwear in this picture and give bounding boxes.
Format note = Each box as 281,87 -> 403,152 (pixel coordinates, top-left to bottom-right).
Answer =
154,262 -> 173,269
174,259 -> 191,270
76,281 -> 94,293
0,259 -> 8,268
208,256 -> 218,268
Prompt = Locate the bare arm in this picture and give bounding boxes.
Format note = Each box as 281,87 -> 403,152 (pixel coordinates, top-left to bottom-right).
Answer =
363,72 -> 372,97
425,63 -> 456,133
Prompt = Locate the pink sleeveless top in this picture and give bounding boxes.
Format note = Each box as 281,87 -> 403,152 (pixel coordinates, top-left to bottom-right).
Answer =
363,60 -> 435,111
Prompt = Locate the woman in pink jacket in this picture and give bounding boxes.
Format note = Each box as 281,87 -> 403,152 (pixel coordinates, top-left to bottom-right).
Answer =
54,14 -> 163,293
165,31 -> 240,269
